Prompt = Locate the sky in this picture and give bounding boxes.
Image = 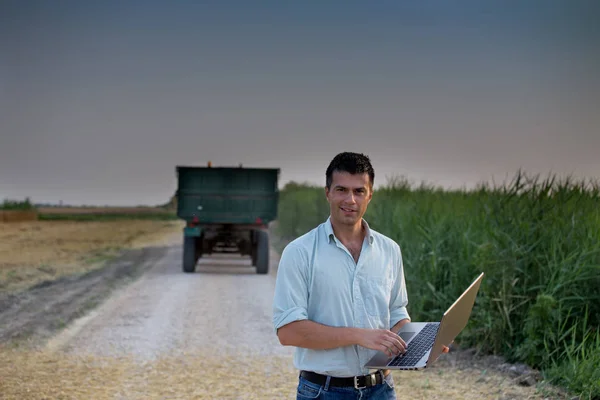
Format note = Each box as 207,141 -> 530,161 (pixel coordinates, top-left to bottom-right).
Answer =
1,1 -> 599,206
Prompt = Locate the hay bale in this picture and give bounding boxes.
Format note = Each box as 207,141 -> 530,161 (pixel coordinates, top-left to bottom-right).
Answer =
0,210 -> 39,223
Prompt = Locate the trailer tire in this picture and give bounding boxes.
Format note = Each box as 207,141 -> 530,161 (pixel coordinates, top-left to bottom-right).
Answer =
250,230 -> 258,266
255,230 -> 269,274
195,234 -> 204,263
183,236 -> 197,273
251,247 -> 257,266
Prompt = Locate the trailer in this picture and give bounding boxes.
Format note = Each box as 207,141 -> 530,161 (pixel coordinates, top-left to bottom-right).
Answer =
175,163 -> 280,274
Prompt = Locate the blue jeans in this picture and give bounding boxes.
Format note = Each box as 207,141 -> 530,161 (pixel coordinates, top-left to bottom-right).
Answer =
296,374 -> 397,400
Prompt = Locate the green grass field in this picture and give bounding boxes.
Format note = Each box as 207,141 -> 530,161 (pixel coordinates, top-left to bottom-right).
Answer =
275,171 -> 600,399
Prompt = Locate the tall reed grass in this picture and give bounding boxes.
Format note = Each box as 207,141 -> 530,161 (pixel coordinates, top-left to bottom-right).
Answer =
275,171 -> 600,399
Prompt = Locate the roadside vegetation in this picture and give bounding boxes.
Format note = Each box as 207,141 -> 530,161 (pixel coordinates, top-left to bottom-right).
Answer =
275,170 -> 600,399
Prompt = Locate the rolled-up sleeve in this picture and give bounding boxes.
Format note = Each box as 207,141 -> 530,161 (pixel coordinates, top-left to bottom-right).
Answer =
389,244 -> 410,328
272,243 -> 309,333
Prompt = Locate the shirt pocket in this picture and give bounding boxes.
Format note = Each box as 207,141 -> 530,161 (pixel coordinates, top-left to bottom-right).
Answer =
364,275 -> 393,318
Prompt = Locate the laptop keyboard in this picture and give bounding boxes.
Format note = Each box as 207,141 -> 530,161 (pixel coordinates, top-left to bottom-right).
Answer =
388,323 -> 440,367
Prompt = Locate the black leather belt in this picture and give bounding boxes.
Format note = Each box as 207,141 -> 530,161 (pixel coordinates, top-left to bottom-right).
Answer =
300,370 -> 386,389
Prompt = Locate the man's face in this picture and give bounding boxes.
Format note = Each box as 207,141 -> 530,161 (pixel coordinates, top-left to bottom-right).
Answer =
325,171 -> 373,228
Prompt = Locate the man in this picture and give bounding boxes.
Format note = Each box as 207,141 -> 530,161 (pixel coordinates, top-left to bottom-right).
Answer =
273,152 -> 448,399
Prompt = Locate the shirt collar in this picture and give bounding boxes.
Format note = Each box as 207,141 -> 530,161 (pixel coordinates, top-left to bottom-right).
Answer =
325,216 -> 374,245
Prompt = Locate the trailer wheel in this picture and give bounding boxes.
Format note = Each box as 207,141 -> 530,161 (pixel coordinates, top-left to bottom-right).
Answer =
255,230 -> 269,274
250,230 -> 258,266
195,234 -> 204,263
183,236 -> 197,273
251,249 -> 257,266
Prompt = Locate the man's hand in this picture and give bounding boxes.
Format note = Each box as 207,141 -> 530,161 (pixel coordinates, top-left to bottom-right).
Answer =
357,329 -> 407,357
442,340 -> 454,353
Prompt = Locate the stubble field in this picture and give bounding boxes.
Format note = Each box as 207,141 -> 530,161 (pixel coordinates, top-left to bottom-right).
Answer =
0,219 -> 183,294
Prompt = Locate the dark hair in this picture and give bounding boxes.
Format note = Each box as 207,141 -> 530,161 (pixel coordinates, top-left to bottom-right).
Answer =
325,152 -> 375,189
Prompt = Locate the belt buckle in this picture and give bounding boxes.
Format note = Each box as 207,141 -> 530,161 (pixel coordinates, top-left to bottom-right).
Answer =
353,374 -> 375,389
353,376 -> 366,389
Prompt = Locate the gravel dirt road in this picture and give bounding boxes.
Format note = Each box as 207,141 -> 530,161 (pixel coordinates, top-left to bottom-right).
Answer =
0,230 -> 566,399
45,235 -> 292,361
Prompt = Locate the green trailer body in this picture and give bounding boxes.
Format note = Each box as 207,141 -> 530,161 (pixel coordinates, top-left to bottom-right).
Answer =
175,165 -> 280,274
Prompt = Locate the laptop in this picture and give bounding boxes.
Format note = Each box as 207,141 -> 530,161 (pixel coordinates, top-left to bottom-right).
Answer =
365,272 -> 484,371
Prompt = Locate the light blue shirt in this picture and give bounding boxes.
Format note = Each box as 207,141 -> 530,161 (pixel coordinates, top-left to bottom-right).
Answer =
272,217 -> 410,377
